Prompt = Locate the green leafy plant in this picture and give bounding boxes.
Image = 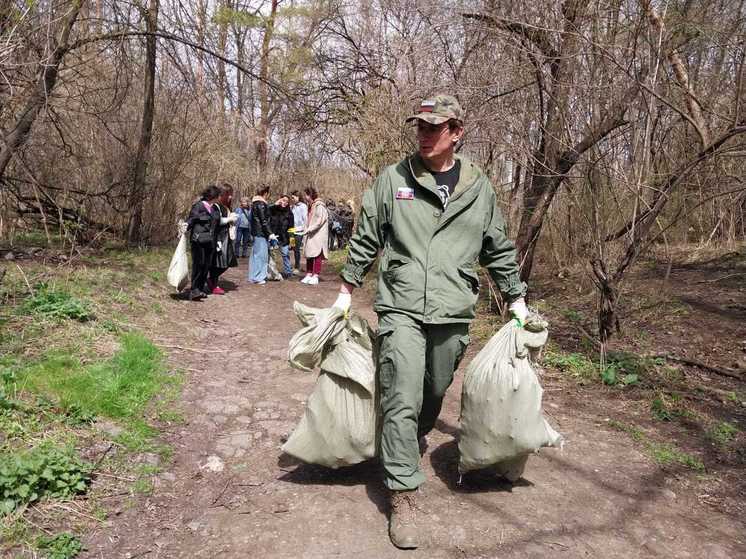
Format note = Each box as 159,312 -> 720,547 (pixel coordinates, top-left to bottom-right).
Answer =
0,444 -> 91,514
19,284 -> 92,322
651,395 -> 674,421
543,350 -> 596,381
36,532 -> 83,559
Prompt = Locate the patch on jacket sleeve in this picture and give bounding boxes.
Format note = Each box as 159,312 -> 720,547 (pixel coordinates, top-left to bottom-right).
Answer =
395,187 -> 414,200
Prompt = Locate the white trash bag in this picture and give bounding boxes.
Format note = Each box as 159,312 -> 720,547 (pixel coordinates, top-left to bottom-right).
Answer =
459,315 -> 562,480
283,303 -> 378,468
167,221 -> 189,291
267,245 -> 284,281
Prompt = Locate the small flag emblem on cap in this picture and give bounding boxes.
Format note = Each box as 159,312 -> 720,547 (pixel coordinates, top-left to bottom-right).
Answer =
420,99 -> 435,112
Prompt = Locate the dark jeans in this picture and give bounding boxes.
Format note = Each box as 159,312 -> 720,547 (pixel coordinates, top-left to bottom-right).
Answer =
190,242 -> 213,294
235,227 -> 252,257
292,233 -> 304,269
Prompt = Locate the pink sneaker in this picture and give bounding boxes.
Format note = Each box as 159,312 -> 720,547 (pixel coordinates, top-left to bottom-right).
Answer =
211,286 -> 225,295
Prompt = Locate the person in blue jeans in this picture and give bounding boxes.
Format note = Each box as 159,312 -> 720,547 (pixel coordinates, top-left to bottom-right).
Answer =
290,191 -> 308,274
269,194 -> 294,278
248,185 -> 272,284
234,197 -> 253,257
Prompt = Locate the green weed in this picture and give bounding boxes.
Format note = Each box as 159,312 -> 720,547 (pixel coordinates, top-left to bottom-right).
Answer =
648,443 -> 705,471
563,309 -> 582,323
608,420 -> 704,471
706,421 -> 739,446
607,419 -> 645,442
18,284 -> 93,322
0,444 -> 91,514
36,532 -> 82,559
543,349 -> 596,381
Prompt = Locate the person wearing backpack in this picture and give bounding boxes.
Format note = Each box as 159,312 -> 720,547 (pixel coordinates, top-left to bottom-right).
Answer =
331,95 -> 529,549
186,185 -> 221,300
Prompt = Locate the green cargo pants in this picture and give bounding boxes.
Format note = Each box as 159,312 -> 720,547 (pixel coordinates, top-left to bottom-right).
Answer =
377,312 -> 470,491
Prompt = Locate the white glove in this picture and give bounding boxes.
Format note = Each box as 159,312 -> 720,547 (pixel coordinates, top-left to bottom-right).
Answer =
333,292 -> 352,313
268,234 -> 278,242
508,297 -> 529,326
227,212 -> 239,224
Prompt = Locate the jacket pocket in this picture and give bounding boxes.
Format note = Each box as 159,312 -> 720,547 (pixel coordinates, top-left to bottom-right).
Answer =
382,256 -> 410,282
457,266 -> 480,294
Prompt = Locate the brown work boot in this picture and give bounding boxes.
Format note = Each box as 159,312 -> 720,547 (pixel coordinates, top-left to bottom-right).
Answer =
389,490 -> 418,549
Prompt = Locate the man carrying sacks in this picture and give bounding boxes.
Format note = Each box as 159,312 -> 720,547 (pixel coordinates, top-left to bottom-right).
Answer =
332,94 -> 529,549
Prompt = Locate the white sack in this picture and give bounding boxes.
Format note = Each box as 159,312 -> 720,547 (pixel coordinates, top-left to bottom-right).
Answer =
267,246 -> 284,281
167,230 -> 189,291
458,315 -> 562,480
283,303 -> 378,468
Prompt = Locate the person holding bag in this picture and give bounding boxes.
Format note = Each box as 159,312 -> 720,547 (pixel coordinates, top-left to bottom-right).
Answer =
186,185 -> 221,300
208,183 -> 239,294
332,95 -> 529,549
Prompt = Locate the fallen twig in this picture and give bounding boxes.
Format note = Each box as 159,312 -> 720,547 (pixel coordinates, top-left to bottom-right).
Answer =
93,443 -> 114,469
650,353 -> 742,380
15,263 -> 34,294
210,477 -> 234,506
158,344 -> 229,353
696,272 -> 746,284
574,323 -> 602,349
93,471 -> 136,482
51,503 -> 104,523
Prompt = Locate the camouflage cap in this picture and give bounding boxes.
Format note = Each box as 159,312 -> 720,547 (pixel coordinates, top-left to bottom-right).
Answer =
406,94 -> 464,125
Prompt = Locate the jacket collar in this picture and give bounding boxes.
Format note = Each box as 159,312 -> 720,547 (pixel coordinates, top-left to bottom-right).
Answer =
407,153 -> 480,208
252,195 -> 266,203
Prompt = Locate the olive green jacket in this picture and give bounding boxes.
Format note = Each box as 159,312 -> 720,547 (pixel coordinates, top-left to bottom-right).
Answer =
341,153 -> 526,324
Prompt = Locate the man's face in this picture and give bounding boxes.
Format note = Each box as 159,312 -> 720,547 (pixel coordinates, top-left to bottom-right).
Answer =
416,120 -> 462,161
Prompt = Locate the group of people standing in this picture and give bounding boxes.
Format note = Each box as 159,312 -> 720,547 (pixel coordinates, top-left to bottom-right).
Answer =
185,184 -> 328,300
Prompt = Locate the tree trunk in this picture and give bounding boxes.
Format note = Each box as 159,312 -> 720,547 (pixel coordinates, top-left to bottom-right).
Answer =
0,1 -> 84,181
127,0 -> 159,246
256,0 -> 279,171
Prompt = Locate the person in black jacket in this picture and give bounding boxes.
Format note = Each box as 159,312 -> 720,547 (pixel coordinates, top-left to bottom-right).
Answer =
208,183 -> 239,294
186,185 -> 221,300
269,194 -> 294,278
248,185 -> 272,284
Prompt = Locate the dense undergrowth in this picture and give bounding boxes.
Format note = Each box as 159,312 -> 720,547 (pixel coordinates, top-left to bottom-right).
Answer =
0,240 -> 181,558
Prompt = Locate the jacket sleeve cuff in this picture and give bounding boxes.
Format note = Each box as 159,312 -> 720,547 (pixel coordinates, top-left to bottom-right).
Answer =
340,264 -> 366,288
494,274 -> 527,302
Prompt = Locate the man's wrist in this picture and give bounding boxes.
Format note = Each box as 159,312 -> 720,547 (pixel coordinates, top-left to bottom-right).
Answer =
340,282 -> 354,295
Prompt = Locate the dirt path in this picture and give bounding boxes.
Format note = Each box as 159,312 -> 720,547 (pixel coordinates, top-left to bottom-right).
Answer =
83,262 -> 745,559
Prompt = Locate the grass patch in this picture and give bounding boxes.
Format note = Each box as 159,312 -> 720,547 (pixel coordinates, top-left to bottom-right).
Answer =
608,420 -> 704,471
543,347 -> 596,382
9,332 -> 166,422
706,421 -> 739,447
648,442 -> 705,471
0,247 -> 180,555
